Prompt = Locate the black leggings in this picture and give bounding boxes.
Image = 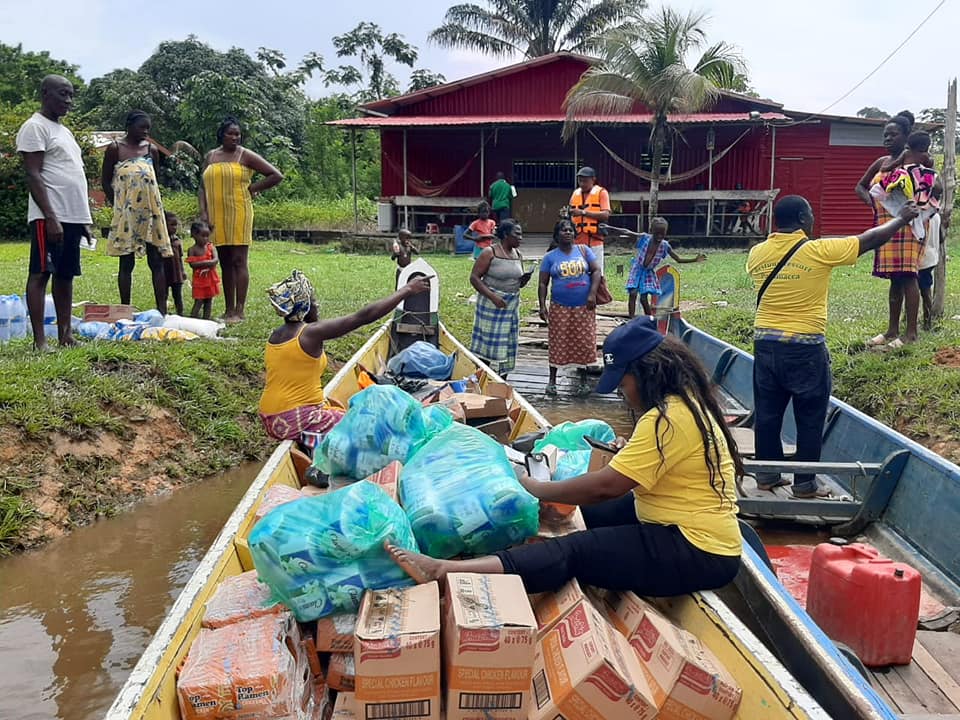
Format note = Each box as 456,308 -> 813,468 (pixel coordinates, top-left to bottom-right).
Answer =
495,494 -> 741,595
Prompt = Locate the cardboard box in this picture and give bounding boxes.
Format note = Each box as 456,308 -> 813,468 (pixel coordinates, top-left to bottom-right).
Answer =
603,591 -> 742,720
474,417 -> 514,444
363,460 -> 401,504
448,392 -> 509,420
444,573 -> 538,720
483,380 -> 514,404
331,691 -> 357,719
327,652 -> 356,692
530,598 -> 658,720
529,579 -> 589,639
82,303 -> 135,322
587,445 -> 617,473
315,612 -> 357,653
355,582 -> 441,720
529,506 -> 587,542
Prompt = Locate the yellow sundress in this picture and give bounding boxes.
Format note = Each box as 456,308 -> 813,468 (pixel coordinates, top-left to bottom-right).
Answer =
202,161 -> 255,247
106,155 -> 172,258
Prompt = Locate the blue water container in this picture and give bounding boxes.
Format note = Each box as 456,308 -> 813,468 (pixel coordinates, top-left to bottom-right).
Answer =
454,224 -> 473,254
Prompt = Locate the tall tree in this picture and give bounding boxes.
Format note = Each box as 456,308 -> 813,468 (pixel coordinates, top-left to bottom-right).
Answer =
408,69 -> 447,92
325,22 -> 419,101
0,43 -> 83,105
429,0 -> 644,58
857,106 -> 890,120
563,7 -> 745,220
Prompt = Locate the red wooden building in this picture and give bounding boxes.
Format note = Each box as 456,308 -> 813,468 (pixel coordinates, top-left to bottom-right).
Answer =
332,53 -> 887,239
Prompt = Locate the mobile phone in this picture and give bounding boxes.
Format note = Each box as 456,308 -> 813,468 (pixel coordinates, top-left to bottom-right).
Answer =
584,436 -> 620,454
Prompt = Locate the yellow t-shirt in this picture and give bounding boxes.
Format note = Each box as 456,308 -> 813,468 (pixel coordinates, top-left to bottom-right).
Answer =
258,329 -> 328,415
608,396 -> 741,556
746,231 -> 859,336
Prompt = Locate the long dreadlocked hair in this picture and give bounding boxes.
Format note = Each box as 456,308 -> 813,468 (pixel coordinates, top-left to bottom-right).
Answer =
626,336 -> 744,505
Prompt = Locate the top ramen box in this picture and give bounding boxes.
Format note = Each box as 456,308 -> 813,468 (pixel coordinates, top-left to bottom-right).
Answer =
177,612 -> 311,720
603,590 -> 742,720
444,573 -> 538,720
529,598 -> 658,720
354,582 -> 441,720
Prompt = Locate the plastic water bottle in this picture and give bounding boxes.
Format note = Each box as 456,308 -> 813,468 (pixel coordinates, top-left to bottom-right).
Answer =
9,295 -> 27,340
43,294 -> 57,339
0,296 -> 11,343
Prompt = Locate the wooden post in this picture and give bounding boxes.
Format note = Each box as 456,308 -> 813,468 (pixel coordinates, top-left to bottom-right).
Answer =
351,129 -> 358,234
933,79 -> 956,321
402,128 -> 409,230
706,130 -> 714,236
573,130 -> 579,181
479,128 -> 485,196
767,125 -> 777,235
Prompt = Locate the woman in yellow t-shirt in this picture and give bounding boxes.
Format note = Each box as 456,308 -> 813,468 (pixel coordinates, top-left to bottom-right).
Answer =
387,317 -> 744,596
258,270 -> 431,445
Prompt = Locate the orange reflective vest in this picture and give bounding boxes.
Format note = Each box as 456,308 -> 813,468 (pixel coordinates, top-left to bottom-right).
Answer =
570,185 -> 606,243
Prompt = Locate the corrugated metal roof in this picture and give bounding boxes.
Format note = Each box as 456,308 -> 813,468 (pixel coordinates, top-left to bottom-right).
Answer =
330,112 -> 788,128
360,52 -> 785,114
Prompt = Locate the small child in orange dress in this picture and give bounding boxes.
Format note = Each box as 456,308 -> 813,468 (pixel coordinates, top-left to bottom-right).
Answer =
185,220 -> 221,319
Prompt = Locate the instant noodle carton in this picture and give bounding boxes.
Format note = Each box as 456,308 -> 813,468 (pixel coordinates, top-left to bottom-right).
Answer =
201,570 -> 283,629
529,598 -> 658,720
529,579 -> 590,638
354,582 -> 441,720
444,573 -> 537,720
177,612 -> 312,720
363,460 -> 401,504
255,485 -> 304,522
602,591 -> 742,720
326,652 -> 356,692
331,691 -> 357,719
315,612 -> 357,653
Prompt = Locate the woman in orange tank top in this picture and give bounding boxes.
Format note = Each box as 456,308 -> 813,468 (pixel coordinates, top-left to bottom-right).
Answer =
258,270 -> 432,447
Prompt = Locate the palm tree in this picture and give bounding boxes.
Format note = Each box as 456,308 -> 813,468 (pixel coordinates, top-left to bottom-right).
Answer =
563,7 -> 747,220
429,0 -> 646,58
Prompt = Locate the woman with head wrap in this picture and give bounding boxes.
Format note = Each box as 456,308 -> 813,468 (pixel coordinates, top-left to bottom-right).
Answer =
101,110 -> 173,311
258,270 -> 432,445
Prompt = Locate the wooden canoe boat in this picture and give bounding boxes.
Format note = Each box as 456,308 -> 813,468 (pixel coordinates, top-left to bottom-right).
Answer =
105,315 -> 893,720
669,314 -> 960,718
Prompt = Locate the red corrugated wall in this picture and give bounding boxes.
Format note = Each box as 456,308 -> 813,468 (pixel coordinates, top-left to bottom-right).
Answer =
379,55 -> 886,237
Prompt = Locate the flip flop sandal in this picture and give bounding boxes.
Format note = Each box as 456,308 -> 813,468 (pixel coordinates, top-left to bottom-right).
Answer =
865,334 -> 889,347
575,382 -> 593,398
791,486 -> 833,499
545,383 -> 558,397
886,338 -> 905,350
757,477 -> 792,491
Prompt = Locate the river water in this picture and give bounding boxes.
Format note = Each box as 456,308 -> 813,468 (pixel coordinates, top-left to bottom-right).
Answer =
0,464 -> 258,720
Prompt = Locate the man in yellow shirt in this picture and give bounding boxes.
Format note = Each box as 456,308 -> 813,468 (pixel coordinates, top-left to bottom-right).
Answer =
746,195 -> 919,497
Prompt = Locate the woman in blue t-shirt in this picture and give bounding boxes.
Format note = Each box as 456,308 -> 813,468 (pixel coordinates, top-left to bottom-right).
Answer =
538,219 -> 601,396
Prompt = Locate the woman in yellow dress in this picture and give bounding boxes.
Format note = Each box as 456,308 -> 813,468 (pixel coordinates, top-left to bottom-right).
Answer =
101,110 -> 173,310
199,117 -> 283,323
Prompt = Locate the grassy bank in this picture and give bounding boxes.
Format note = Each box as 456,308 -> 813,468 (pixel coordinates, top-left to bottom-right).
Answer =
0,235 -> 958,551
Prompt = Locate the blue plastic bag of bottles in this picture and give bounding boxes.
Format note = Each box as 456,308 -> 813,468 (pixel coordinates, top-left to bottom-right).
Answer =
422,403 -> 455,437
553,449 -> 593,481
533,419 -> 616,453
248,480 -> 418,621
386,341 -> 456,380
316,385 -> 428,479
399,423 -> 539,558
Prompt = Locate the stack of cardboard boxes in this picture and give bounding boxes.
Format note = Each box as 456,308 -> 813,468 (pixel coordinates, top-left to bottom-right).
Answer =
423,379 -> 521,444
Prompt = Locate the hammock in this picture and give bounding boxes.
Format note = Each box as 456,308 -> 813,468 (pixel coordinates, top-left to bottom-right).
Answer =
384,134 -> 493,198
587,126 -> 754,185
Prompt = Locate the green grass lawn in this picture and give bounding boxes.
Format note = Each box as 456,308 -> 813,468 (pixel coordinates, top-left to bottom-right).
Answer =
0,235 -> 958,549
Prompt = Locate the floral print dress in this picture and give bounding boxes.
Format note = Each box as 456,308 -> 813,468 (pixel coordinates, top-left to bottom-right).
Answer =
105,154 -> 172,258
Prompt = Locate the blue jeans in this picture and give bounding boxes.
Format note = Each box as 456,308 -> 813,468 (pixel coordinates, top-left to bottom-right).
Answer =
752,340 -> 832,492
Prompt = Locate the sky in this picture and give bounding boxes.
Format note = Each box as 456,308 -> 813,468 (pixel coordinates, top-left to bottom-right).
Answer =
0,0 -> 955,117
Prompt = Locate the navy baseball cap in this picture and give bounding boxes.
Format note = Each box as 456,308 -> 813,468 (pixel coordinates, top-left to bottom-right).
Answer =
595,317 -> 665,394
576,166 -> 596,177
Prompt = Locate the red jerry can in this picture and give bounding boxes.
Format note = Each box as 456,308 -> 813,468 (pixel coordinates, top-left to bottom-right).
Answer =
806,541 -> 921,666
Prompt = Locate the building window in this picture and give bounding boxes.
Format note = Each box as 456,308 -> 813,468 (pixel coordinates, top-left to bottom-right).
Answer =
513,161 -> 576,188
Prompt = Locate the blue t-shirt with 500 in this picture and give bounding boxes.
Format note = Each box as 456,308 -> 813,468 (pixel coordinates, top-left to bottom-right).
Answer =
541,246 -> 596,307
